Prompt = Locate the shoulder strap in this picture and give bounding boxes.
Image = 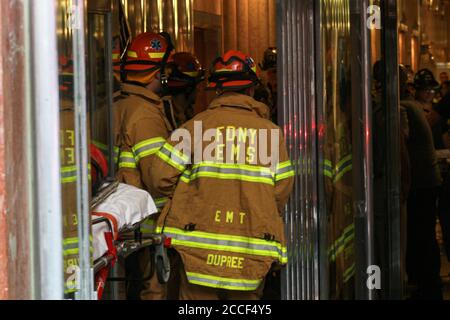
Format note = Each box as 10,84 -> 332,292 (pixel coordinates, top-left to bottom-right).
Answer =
163,99 -> 177,132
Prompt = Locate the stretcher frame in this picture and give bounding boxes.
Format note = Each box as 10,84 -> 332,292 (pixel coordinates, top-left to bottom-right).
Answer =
91,181 -> 170,300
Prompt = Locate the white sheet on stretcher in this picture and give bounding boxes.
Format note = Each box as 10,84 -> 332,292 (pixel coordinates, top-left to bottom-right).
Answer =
92,183 -> 158,261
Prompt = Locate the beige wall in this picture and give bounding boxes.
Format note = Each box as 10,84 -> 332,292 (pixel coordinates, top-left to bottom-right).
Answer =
194,0 -> 222,15
193,0 -> 276,66
421,3 -> 448,63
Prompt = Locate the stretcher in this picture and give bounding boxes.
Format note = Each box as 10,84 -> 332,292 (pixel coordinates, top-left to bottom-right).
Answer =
91,181 -> 171,300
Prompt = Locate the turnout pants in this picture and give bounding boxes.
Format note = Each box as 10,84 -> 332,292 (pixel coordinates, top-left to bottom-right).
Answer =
140,248 -> 181,300
177,261 -> 265,300
406,187 -> 442,299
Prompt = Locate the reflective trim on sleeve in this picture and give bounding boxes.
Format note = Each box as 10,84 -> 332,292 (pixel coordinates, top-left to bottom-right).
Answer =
334,154 -> 352,182
132,137 -> 166,162
328,223 -> 355,262
275,160 -> 295,181
157,226 -> 287,264
186,272 -> 262,291
118,151 -> 138,169
324,159 -> 334,179
155,197 -> 169,211
140,217 -> 156,234
343,263 -> 356,283
156,143 -> 190,172
180,170 -> 191,184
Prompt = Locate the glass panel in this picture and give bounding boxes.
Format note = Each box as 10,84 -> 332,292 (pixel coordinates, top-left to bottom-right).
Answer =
88,12 -> 116,178
320,0 -> 355,299
57,0 -> 92,299
56,0 -> 81,299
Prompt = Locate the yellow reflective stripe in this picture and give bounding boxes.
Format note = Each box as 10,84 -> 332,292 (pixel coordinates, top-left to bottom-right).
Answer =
158,227 -> 286,249
148,52 -> 165,59
275,171 -> 295,182
324,170 -> 333,179
333,154 -> 352,182
61,165 -> 77,184
132,137 -> 166,161
157,145 -> 188,172
324,159 -> 334,178
188,162 -> 275,185
329,224 -> 355,262
276,161 -> 292,171
180,170 -> 191,183
63,237 -> 79,245
127,51 -> 138,58
155,197 -> 169,210
157,151 -> 186,172
334,164 -> 352,182
158,226 -> 287,262
141,217 -> 156,234
215,68 -> 236,73
133,137 -> 166,152
275,161 -> 295,181
183,71 -> 199,77
119,151 -> 138,169
344,263 -> 356,283
162,143 -> 190,163
65,282 -> 79,294
190,171 -> 274,185
192,162 -> 272,174
186,272 -> 261,291
336,154 -> 352,169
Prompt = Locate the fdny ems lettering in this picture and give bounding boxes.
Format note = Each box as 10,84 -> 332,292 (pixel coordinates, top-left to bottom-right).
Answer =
206,254 -> 244,269
60,129 -> 75,165
214,210 -> 246,225
215,126 -> 258,162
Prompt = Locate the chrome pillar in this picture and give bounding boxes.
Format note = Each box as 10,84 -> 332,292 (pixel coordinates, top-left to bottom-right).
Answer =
381,0 -> 402,299
349,0 -> 375,300
30,0 -> 64,300
278,0 -> 320,300
72,0 -> 95,300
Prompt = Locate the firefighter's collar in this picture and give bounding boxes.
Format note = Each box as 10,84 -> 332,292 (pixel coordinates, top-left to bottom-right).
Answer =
208,92 -> 270,119
121,82 -> 161,104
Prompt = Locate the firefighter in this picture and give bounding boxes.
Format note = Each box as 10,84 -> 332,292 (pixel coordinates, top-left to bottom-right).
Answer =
113,31 -> 176,300
161,52 -> 205,126
255,47 -> 278,123
149,50 -> 295,300
140,51 -> 205,300
402,69 -> 443,299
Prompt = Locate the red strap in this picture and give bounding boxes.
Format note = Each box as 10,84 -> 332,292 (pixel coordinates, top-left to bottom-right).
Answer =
104,232 -> 117,266
95,267 -> 109,300
92,212 -> 119,239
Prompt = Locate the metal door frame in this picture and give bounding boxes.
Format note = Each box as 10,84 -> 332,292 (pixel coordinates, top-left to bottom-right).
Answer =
278,0 -> 378,300
277,0 -> 321,300
381,0 -> 403,299
349,0 -> 375,300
